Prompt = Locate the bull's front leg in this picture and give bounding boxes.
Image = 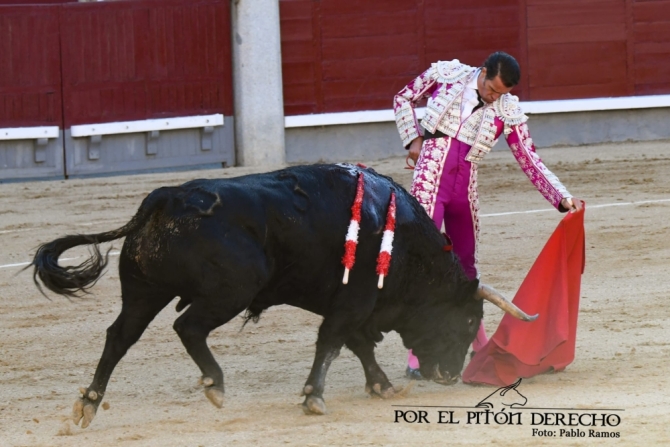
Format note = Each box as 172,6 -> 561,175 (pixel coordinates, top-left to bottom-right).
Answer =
301,343 -> 341,415
345,331 -> 395,399
302,287 -> 378,415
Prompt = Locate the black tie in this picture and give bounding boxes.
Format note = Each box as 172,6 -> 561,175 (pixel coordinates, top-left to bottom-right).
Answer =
472,90 -> 485,113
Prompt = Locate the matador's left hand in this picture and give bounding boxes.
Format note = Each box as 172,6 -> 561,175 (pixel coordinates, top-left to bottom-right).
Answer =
561,197 -> 583,212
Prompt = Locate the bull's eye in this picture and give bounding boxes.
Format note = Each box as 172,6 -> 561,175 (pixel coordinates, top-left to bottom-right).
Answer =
468,318 -> 474,326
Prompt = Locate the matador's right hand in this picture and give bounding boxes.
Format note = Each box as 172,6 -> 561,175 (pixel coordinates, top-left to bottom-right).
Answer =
408,137 -> 423,163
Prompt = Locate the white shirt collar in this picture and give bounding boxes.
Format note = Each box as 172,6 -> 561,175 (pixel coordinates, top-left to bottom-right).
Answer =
466,68 -> 480,90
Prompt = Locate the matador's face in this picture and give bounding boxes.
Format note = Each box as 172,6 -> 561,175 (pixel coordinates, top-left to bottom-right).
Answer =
477,69 -> 514,104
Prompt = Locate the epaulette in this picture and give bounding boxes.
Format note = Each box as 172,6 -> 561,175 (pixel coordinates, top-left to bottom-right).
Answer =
494,94 -> 528,127
433,59 -> 475,84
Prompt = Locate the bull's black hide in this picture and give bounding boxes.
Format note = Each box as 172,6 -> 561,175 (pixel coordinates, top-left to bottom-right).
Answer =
32,164 -> 482,427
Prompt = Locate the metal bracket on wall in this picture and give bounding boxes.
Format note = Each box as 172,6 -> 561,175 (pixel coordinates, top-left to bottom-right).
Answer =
88,135 -> 102,160
201,126 -> 214,151
147,130 -> 160,155
34,138 -> 48,163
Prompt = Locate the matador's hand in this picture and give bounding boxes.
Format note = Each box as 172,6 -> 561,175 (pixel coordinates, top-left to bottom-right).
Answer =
561,197 -> 583,212
408,137 -> 423,163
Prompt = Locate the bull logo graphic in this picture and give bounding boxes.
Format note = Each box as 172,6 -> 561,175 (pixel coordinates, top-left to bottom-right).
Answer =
476,378 -> 527,408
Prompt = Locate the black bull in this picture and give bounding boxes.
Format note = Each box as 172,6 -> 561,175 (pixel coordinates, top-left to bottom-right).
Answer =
31,164 -> 535,428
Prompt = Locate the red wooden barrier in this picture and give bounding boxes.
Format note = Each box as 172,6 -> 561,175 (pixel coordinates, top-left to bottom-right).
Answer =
526,0 -> 628,100
0,4 -> 62,127
60,0 -> 233,127
280,0 -> 524,115
633,0 -> 670,95
280,0 -> 670,115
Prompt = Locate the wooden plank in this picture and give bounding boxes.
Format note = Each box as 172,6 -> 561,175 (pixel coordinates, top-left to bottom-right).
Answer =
417,0 -> 426,71
284,103 -> 317,116
634,52 -> 670,84
528,23 -> 626,45
0,5 -> 62,127
280,40 -> 315,63
423,49 -> 498,68
61,0 -> 232,126
321,34 -> 417,61
322,56 -> 420,82
634,22 -> 670,42
424,6 -> 519,28
278,0 -> 312,19
635,82 -> 670,95
425,27 -> 520,52
527,0 -> 621,5
527,2 -> 625,28
530,82 -> 629,100
321,11 -> 409,39
424,0 -> 518,9
633,1 -> 670,23
280,17 -> 313,42
635,41 -> 670,54
322,77 -> 410,101
282,62 -> 315,85
528,42 -> 627,87
312,0 -> 324,113
323,96 -> 398,114
320,0 -> 415,16
626,0 -> 635,95
282,83 -> 317,105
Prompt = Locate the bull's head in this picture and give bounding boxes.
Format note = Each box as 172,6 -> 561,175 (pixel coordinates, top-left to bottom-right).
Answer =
405,280 -> 538,386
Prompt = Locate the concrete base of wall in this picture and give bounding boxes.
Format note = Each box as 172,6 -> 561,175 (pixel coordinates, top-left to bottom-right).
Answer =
64,117 -> 235,177
285,107 -> 670,163
0,134 -> 64,181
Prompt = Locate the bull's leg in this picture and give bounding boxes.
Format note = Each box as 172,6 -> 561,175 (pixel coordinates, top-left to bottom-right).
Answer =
173,299 -> 251,409
301,339 -> 342,415
301,309 -> 375,415
345,331 -> 395,399
73,288 -> 174,428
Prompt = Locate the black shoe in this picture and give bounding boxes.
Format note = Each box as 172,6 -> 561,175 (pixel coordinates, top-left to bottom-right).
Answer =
405,366 -> 426,380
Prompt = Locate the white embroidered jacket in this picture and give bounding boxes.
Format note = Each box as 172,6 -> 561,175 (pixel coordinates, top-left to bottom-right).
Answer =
394,59 -> 573,210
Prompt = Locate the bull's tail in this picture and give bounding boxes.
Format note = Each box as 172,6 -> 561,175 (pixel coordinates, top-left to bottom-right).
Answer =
31,187 -> 174,297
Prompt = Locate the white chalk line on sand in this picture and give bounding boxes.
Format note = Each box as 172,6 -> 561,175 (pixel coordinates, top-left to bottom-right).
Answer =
0,219 -> 129,235
1,197 -> 669,271
1,251 -> 120,270
481,198 -> 670,217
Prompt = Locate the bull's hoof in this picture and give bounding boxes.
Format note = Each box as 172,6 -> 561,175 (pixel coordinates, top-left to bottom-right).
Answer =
72,387 -> 101,429
81,403 -> 97,429
73,397 -> 98,428
302,395 -> 327,415
433,375 -> 460,386
72,397 -> 85,425
204,386 -> 224,408
365,382 -> 396,399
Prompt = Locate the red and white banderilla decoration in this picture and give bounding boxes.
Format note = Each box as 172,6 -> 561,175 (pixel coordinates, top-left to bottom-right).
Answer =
376,192 -> 396,289
341,173 -> 365,284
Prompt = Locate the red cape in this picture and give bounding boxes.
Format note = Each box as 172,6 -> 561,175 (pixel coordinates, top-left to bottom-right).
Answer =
463,206 -> 585,386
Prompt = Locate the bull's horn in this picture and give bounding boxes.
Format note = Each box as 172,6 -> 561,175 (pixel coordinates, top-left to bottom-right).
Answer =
476,284 -> 539,322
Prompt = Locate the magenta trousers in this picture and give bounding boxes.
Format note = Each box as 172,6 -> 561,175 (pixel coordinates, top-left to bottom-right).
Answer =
407,137 -> 487,369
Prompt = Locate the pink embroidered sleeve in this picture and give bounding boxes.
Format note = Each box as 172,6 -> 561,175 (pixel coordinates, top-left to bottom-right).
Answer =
506,123 -> 572,211
393,67 -> 439,148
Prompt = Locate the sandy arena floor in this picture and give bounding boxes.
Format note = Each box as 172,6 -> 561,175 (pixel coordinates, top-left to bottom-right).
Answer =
1,140 -> 669,446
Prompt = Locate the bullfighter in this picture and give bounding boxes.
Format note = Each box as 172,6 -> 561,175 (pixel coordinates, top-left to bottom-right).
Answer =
394,51 -> 582,379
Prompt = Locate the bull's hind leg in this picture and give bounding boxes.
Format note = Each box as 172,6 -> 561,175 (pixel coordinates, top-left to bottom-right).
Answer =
173,297 -> 252,409
345,331 -> 395,399
73,284 -> 174,428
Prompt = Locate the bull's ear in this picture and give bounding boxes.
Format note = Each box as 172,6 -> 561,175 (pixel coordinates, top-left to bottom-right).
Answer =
463,278 -> 480,302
